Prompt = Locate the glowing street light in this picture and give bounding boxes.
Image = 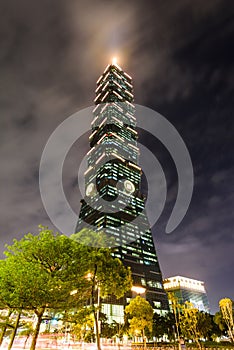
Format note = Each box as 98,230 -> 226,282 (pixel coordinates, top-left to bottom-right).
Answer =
85,272 -> 93,280
131,286 -> 146,294
70,289 -> 78,296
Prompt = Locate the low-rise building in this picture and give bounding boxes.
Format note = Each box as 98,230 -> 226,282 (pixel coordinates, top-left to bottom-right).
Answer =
163,276 -> 209,312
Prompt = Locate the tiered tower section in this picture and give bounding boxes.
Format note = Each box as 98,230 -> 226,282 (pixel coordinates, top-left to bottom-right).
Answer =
77,62 -> 169,313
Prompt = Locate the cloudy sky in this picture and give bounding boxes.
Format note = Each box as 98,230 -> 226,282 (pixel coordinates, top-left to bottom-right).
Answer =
0,0 -> 233,313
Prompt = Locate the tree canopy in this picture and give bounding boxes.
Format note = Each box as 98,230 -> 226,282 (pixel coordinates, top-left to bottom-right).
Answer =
125,295 -> 153,348
219,298 -> 234,342
0,226 -> 91,349
0,227 -> 132,350
71,229 -> 132,350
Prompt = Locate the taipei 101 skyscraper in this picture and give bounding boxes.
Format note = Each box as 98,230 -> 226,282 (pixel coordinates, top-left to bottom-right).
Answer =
77,59 -> 169,316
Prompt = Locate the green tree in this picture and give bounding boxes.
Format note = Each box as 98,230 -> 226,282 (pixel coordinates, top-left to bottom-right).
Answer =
110,320 -> 127,344
219,298 -> 234,342
205,312 -> 223,341
0,258 -> 26,350
0,226 -> 91,350
152,313 -> 166,340
214,311 -> 227,336
99,312 -> 115,339
167,292 -> 182,344
64,307 -> 94,342
152,312 -> 176,341
0,309 -> 34,350
165,312 -> 179,341
180,302 -> 212,349
125,296 -> 153,349
72,230 -> 132,350
196,311 -> 212,340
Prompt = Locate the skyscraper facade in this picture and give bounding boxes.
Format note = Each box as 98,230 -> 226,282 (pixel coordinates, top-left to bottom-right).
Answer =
77,62 -> 169,317
163,276 -> 209,312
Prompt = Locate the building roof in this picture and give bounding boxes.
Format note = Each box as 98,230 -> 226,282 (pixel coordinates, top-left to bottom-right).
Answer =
163,275 -> 206,293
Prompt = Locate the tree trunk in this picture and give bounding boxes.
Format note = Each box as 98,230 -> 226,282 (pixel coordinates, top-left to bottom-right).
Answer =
91,265 -> 101,350
195,338 -> 201,350
172,302 -> 181,350
94,310 -> 101,350
8,310 -> 21,350
231,332 -> 234,343
143,329 -> 146,350
0,309 -> 12,346
227,325 -> 234,342
30,307 -> 45,350
24,334 -> 30,349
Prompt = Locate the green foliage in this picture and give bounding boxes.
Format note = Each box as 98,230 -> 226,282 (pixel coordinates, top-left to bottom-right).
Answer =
0,226 -> 91,350
0,309 -> 14,347
72,230 -> 132,299
0,227 -> 90,311
0,227 -> 133,350
71,228 -> 115,248
71,229 -> 132,350
125,296 -> 153,337
180,303 -> 200,347
214,311 -> 227,332
64,308 -> 94,342
167,291 -> 183,341
180,302 -> 212,349
0,311 -> 14,331
108,320 -> 127,339
196,311 -> 213,339
219,298 -> 234,342
152,312 -> 176,340
152,311 -> 220,342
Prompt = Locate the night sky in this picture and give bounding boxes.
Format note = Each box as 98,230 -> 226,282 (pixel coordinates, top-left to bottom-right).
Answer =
0,0 -> 234,314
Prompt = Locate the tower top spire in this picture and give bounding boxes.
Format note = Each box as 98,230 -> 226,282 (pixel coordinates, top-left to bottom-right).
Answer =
94,60 -> 133,104
110,57 -> 123,71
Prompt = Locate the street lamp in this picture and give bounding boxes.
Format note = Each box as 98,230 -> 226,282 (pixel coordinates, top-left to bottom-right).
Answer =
131,286 -> 146,295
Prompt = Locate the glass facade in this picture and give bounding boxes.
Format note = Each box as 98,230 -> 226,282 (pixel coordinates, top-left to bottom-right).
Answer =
77,62 -> 169,313
163,276 -> 209,312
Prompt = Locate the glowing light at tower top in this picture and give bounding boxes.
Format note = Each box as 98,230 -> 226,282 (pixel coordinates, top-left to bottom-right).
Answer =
112,57 -> 118,65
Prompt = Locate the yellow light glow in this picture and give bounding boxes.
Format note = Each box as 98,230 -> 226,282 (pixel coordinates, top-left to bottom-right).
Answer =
86,272 -> 93,280
70,289 -> 78,295
112,57 -> 118,65
131,286 -> 146,294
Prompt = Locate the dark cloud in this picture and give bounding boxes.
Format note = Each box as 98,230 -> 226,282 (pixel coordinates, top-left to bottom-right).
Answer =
0,0 -> 234,314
